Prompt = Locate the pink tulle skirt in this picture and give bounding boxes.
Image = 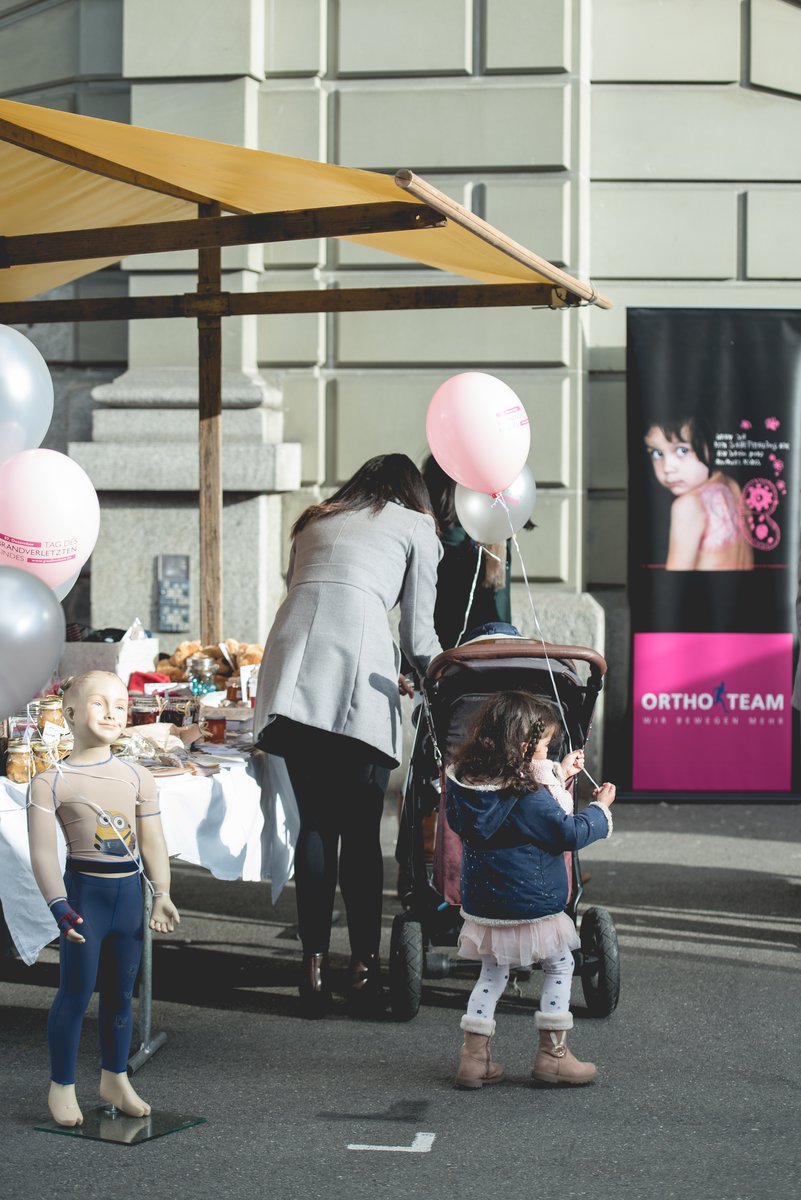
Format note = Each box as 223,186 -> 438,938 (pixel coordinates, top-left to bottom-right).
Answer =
458,911 -> 580,967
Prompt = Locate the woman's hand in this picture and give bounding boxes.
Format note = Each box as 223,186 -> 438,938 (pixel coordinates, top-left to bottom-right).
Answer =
398,674 -> 415,698
561,749 -> 584,779
150,895 -> 180,934
592,782 -> 616,807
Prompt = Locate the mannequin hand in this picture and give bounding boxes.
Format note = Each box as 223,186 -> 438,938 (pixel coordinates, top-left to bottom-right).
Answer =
561,749 -> 585,779
150,894 -> 180,933
49,899 -> 86,944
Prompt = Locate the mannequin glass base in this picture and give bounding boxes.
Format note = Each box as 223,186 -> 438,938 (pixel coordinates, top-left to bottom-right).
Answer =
34,1106 -> 206,1145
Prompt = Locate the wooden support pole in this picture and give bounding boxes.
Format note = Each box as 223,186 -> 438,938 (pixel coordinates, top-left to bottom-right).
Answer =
0,202 -> 444,268
197,202 -> 223,647
0,282 -> 568,326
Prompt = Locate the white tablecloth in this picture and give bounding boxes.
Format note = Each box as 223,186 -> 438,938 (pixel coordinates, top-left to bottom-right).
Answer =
0,754 -> 298,966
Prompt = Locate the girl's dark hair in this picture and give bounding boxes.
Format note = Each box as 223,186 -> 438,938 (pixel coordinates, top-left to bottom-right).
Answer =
646,414 -> 714,468
292,453 -> 434,537
422,454 -> 457,530
450,690 -> 560,794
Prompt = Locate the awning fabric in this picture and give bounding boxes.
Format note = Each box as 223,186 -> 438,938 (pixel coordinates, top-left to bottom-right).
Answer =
0,99 -> 604,305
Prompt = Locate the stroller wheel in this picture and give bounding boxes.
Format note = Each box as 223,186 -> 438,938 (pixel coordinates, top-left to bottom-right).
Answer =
389,913 -> 424,1022
579,906 -> 620,1017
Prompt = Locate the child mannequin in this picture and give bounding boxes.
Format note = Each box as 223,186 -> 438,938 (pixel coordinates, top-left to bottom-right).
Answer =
445,690 -> 615,1089
28,670 -> 180,1127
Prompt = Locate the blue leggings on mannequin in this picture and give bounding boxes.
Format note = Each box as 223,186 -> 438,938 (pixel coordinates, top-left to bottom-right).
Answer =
48,871 -> 144,1085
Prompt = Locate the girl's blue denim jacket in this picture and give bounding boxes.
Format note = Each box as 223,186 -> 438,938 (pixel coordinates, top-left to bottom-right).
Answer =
445,770 -> 612,921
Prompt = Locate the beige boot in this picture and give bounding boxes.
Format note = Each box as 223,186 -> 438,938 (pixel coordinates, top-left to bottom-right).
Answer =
455,1015 -> 505,1090
531,1012 -> 597,1086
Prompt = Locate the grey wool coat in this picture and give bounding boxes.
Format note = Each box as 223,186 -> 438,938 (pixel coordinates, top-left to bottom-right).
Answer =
254,503 -> 443,765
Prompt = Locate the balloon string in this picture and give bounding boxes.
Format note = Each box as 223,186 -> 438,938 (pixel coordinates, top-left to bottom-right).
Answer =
494,494 -> 600,791
455,545 -> 484,648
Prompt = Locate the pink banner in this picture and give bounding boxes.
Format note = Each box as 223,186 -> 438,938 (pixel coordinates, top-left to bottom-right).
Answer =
632,632 -> 793,791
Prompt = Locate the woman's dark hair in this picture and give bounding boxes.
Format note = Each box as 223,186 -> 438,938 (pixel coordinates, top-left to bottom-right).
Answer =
422,454 -> 457,530
292,453 -> 434,537
450,690 -> 560,794
645,414 -> 714,468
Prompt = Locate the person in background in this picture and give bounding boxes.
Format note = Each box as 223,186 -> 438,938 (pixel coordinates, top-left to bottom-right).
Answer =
254,454 -> 442,1017
422,455 -> 512,650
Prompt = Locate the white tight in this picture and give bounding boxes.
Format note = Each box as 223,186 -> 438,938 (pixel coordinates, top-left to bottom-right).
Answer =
466,952 -> 574,1021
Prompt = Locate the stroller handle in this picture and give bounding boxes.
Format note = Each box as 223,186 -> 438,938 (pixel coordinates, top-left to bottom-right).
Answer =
425,639 -> 608,685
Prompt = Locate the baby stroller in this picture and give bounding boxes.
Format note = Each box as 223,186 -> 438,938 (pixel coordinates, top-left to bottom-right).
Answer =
390,626 -> 620,1022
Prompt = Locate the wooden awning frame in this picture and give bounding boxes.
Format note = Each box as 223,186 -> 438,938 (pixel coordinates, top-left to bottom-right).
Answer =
0,142 -> 610,643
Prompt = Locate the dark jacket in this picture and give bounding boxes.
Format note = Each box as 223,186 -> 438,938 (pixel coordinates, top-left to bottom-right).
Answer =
445,771 -> 611,922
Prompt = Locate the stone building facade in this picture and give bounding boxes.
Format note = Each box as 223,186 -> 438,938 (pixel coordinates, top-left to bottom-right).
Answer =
3,0 -> 801,769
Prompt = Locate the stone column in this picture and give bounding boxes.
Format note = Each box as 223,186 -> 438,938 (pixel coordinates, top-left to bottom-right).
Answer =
67,0 -> 300,646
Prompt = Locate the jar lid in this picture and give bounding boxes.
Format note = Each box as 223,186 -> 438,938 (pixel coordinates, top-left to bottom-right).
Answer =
7,738 -> 29,750
40,696 -> 62,707
187,655 -> 217,670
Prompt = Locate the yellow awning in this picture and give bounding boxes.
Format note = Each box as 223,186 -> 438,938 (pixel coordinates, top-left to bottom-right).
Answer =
0,99 -> 608,307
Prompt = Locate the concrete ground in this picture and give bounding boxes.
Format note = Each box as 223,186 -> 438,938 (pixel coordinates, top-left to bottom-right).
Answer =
1,798 -> 800,1200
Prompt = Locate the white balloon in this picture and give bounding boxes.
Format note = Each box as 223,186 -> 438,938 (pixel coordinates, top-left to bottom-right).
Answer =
0,326 -> 54,466
455,466 -> 537,544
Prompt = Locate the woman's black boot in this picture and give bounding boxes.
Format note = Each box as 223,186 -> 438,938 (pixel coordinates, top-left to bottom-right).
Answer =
346,953 -> 386,1018
299,952 -> 331,1018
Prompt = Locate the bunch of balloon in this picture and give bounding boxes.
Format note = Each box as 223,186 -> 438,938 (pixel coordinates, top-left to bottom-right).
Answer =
0,326 -> 100,720
425,371 -> 537,542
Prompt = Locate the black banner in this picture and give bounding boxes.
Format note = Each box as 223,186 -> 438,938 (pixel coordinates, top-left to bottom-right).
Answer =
627,309 -> 801,794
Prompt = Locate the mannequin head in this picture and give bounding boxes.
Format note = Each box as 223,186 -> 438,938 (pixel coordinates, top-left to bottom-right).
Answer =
62,671 -> 129,751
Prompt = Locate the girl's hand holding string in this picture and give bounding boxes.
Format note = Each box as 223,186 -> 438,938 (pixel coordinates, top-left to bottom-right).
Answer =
592,782 -> 616,807
561,749 -> 585,779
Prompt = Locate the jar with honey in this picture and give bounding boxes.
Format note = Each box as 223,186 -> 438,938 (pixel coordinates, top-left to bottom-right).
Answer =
5,739 -> 32,785
31,738 -> 56,776
37,696 -> 65,736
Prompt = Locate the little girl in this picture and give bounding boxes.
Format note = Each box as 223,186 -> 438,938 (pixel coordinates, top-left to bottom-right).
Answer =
445,690 -> 615,1089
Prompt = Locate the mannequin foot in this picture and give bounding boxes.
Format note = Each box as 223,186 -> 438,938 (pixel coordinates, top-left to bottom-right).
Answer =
99,1070 -> 151,1117
48,1082 -> 84,1127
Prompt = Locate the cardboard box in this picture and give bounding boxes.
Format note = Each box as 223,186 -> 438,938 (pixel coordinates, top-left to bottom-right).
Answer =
58,637 -> 160,687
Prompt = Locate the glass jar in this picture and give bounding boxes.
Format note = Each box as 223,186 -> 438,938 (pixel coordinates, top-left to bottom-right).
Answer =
160,696 -> 191,727
187,655 -> 218,696
9,704 -> 38,740
57,734 -> 74,760
31,737 -> 55,776
226,680 -> 242,703
5,739 -> 32,784
130,695 -> 160,726
37,696 -> 65,735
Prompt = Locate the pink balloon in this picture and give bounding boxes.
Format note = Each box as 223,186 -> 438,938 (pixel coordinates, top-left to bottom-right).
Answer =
0,449 -> 100,588
426,372 -> 530,494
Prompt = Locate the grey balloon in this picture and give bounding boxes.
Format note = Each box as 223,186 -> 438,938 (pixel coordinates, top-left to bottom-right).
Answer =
52,569 -> 80,603
0,325 -> 55,466
455,465 -> 537,544
0,566 -> 66,721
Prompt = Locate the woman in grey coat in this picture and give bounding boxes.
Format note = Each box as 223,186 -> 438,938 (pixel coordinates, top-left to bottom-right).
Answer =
255,454 -> 442,1016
